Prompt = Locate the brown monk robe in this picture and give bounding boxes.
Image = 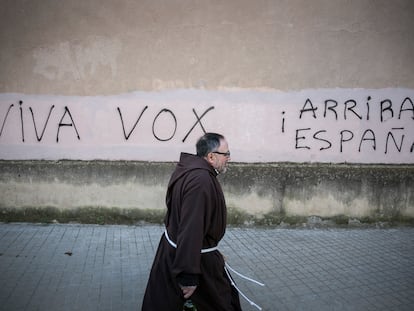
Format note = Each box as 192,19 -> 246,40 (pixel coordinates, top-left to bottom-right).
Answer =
141,152 -> 241,311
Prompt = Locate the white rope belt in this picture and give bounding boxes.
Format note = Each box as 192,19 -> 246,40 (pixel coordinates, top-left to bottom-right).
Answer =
164,229 -> 265,310
164,229 -> 219,253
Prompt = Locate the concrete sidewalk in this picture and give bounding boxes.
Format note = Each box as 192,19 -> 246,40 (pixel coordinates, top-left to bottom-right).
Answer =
0,223 -> 413,311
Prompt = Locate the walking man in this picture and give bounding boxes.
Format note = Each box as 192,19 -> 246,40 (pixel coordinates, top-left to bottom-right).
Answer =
142,132 -> 242,310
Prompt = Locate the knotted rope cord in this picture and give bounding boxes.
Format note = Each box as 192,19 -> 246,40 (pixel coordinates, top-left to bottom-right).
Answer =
164,229 -> 265,310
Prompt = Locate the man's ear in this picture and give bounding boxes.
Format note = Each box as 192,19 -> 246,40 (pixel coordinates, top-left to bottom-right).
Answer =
205,153 -> 214,165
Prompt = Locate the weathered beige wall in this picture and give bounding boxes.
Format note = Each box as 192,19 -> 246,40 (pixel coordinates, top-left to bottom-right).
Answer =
1,161 -> 413,225
1,0 -> 413,223
1,0 -> 413,94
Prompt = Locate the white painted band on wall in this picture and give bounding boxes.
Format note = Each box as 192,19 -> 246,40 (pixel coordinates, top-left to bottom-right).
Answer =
0,88 -> 413,163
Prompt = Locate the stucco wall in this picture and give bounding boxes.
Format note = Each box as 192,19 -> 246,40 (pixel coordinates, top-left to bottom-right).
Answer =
1,0 -> 413,93
1,1 -> 413,223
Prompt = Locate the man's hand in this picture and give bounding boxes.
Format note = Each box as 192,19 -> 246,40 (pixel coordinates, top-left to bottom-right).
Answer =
181,285 -> 197,299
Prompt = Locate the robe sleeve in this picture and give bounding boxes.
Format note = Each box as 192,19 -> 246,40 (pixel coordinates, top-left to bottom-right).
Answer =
172,170 -> 213,286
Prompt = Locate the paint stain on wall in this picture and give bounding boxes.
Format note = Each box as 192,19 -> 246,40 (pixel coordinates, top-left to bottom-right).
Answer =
32,36 -> 121,80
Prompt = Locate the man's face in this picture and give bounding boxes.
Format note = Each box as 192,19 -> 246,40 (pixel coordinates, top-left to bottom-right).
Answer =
209,139 -> 231,174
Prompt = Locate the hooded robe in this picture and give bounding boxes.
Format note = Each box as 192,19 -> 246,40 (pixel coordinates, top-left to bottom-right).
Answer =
141,153 -> 241,311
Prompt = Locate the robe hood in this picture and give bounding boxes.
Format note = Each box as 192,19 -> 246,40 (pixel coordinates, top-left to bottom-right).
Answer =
168,152 -> 217,188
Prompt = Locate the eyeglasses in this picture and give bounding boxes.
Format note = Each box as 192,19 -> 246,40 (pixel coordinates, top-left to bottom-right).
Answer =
212,151 -> 231,157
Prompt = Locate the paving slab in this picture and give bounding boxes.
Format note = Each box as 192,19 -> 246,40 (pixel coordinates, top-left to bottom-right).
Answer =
0,223 -> 413,311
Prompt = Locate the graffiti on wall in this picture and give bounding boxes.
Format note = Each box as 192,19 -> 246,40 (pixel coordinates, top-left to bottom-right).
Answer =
0,101 -> 213,144
0,89 -> 413,163
291,96 -> 413,154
